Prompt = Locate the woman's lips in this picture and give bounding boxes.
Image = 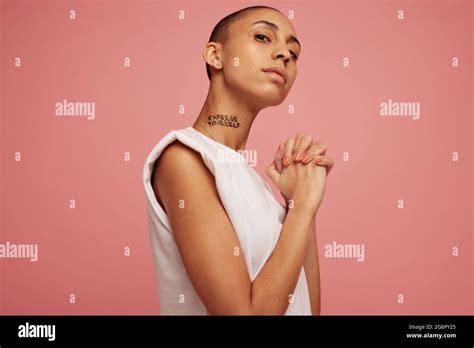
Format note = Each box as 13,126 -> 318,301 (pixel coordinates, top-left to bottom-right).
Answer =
263,71 -> 285,84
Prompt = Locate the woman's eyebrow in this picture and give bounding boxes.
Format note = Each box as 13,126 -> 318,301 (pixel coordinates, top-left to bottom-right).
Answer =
250,20 -> 301,50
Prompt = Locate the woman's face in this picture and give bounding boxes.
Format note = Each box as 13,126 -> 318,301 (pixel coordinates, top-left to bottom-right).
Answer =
218,9 -> 301,108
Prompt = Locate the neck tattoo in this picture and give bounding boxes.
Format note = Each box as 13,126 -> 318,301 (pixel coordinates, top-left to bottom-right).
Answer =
207,114 -> 240,128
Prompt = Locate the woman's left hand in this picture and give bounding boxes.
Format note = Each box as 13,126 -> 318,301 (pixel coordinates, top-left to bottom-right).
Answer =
274,133 -> 335,175
271,133 -> 334,205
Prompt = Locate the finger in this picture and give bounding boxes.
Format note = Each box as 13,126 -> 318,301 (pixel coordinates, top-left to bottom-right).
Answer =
265,159 -> 280,184
315,155 -> 334,175
301,142 -> 327,164
274,143 -> 285,173
283,138 -> 295,166
293,133 -> 305,150
293,134 -> 313,162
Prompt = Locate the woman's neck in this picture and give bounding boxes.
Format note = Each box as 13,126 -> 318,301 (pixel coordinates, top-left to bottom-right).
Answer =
192,81 -> 259,152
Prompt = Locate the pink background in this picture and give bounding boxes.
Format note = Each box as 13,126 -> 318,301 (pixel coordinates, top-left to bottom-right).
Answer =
1,0 -> 472,314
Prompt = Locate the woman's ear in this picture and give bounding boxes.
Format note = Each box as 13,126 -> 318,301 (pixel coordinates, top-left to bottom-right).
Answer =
203,42 -> 222,69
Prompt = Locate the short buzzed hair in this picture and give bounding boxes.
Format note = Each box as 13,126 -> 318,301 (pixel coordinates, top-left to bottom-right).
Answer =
205,5 -> 282,81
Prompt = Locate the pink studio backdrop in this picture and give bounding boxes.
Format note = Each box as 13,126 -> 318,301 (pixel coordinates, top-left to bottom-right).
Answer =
1,0 -> 472,315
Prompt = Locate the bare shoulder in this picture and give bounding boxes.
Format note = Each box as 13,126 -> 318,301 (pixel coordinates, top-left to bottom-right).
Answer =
152,139 -> 219,215
158,140 -> 202,169
153,140 -> 212,191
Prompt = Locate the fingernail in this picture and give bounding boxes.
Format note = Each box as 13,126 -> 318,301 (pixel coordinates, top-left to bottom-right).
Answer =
283,156 -> 289,165
294,153 -> 302,162
302,155 -> 310,163
316,157 -> 323,164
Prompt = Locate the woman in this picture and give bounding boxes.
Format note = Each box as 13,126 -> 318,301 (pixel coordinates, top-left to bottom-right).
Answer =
143,5 -> 334,315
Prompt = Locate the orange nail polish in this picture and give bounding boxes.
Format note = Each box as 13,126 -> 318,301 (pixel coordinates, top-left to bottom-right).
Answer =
295,153 -> 302,161
302,155 -> 310,163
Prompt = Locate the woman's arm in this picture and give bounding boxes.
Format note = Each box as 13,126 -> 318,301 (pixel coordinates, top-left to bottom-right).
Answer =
153,141 -> 315,315
285,204 -> 321,315
303,215 -> 321,315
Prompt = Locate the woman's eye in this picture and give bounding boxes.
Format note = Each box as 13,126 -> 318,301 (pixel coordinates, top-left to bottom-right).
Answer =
256,34 -> 298,60
255,34 -> 270,42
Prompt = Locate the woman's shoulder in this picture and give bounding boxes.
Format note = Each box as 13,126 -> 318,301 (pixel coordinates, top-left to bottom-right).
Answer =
156,140 -> 200,170
151,139 -> 219,218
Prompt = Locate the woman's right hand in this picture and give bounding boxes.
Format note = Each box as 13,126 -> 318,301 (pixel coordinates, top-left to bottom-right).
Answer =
266,137 -> 333,212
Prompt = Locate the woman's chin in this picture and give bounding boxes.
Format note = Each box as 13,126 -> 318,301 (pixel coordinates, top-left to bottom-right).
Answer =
257,90 -> 287,107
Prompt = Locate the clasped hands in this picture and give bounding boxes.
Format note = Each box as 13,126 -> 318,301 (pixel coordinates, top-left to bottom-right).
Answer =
266,133 -> 334,209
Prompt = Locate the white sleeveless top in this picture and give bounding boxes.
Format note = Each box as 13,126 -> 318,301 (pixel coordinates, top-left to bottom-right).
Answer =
142,126 -> 312,315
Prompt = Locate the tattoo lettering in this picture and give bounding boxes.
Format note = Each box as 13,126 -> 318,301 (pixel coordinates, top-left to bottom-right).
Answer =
207,114 -> 240,128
